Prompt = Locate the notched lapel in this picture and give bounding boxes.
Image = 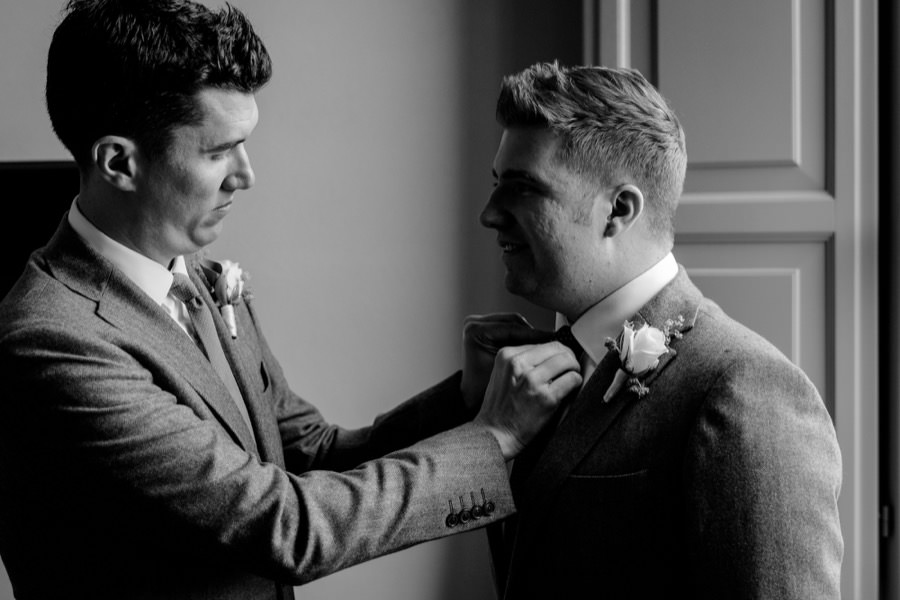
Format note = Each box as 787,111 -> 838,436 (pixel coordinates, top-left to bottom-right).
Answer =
221,305 -> 285,466
189,259 -> 285,464
96,270 -> 258,453
514,267 -> 704,513
515,349 -> 625,511
47,220 -> 260,453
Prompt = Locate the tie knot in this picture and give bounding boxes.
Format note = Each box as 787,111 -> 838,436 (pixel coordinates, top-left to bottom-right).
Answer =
169,273 -> 201,304
554,325 -> 585,358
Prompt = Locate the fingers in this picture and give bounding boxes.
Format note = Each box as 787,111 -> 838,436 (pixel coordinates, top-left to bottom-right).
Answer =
465,315 -> 554,353
528,350 -> 583,397
464,312 -> 532,327
498,341 -> 580,377
476,341 -> 584,460
546,370 -> 583,399
504,344 -> 582,398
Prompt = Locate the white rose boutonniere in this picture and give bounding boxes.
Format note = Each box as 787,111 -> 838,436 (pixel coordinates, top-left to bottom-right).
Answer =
213,260 -> 248,339
602,315 -> 684,402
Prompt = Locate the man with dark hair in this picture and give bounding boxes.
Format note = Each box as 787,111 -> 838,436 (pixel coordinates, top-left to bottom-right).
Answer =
0,4 -> 582,599
481,61 -> 843,599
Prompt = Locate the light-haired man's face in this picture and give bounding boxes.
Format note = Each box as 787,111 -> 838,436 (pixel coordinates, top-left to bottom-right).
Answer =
481,127 -> 611,318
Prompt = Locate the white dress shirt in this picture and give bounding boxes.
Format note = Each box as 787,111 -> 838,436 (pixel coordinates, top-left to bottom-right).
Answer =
556,252 -> 679,386
68,197 -> 194,338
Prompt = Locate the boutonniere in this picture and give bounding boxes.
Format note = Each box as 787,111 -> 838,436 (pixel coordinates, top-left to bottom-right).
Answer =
602,315 -> 684,402
210,259 -> 249,339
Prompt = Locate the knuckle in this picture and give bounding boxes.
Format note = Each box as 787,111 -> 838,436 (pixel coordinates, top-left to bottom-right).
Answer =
522,369 -> 544,389
508,353 -> 530,376
496,346 -> 516,363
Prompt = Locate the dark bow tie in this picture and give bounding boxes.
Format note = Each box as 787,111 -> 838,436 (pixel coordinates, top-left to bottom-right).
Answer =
554,325 -> 585,360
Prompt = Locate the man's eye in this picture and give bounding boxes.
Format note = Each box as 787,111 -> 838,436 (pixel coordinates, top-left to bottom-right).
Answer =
499,182 -> 532,195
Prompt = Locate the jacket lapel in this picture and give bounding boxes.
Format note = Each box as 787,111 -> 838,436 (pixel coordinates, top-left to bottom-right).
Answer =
504,267 -> 704,583
191,258 -> 284,464
45,219 -> 258,453
512,348 -> 626,510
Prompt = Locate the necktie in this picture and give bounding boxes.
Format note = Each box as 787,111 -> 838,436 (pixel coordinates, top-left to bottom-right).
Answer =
510,325 -> 584,491
505,325 -> 587,551
554,325 -> 585,361
169,273 -> 255,440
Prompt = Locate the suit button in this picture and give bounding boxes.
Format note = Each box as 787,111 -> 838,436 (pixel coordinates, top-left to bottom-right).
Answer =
459,509 -> 472,524
445,513 -> 459,528
483,501 -> 495,516
471,504 -> 484,519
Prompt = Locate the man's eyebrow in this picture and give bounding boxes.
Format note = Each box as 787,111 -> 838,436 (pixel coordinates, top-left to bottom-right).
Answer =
204,139 -> 244,153
495,168 -> 550,189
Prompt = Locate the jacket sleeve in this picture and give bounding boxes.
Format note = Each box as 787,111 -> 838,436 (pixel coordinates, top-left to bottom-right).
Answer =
239,297 -> 477,474
683,353 -> 843,599
0,314 -> 514,586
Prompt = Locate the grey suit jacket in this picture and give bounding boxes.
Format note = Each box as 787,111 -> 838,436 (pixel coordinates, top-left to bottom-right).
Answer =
0,217 -> 513,600
488,267 -> 842,599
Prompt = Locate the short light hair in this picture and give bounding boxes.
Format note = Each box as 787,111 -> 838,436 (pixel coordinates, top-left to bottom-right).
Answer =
496,62 -> 687,239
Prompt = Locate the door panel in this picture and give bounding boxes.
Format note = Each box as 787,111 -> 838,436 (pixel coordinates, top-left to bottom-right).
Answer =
675,241 -> 828,415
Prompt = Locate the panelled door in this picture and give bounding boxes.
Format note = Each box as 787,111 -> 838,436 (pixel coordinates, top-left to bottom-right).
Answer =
582,0 -> 877,597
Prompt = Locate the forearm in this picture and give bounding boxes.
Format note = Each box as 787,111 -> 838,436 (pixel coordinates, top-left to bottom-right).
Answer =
273,370 -> 472,473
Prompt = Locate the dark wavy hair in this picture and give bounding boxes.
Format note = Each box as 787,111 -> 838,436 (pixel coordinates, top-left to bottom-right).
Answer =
496,62 -> 687,240
46,0 -> 273,169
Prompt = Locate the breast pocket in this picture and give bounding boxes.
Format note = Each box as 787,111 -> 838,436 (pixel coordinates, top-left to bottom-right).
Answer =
548,469 -> 653,569
560,468 -> 651,516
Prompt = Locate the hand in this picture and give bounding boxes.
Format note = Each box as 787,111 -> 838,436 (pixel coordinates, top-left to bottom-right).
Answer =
474,341 -> 582,460
461,313 -> 555,412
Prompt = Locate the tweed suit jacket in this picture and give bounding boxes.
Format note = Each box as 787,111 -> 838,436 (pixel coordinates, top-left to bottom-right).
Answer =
0,217 -> 513,600
488,267 -> 842,599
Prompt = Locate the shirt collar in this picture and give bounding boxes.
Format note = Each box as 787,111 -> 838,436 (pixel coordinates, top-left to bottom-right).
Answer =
556,252 -> 678,364
68,197 -> 184,304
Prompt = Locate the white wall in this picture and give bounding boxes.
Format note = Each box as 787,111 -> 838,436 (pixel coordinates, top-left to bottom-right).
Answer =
223,1 -> 503,598
0,0 -> 70,162
0,0 -> 520,598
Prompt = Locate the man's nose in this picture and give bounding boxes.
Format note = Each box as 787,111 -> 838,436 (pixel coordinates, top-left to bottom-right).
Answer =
479,195 -> 506,229
223,146 -> 255,191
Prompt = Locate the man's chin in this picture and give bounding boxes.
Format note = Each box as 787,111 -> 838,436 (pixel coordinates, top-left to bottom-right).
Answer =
503,272 -> 534,299
185,231 -> 221,255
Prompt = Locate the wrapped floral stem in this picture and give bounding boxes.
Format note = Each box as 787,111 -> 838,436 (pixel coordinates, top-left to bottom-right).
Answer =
213,260 -> 245,339
220,304 -> 237,338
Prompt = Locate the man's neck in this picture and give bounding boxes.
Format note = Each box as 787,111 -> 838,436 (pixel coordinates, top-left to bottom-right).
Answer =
556,252 -> 679,365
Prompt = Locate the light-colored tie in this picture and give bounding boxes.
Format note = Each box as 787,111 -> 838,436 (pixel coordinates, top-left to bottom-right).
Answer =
169,273 -> 255,440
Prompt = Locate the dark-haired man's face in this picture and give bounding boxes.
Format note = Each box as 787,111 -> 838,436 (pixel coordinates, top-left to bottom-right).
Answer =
133,88 -> 258,265
481,127 -> 611,319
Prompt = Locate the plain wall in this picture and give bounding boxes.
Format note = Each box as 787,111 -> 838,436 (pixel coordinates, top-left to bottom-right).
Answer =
0,0 -> 580,598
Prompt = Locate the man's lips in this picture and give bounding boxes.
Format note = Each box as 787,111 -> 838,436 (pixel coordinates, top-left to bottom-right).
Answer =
498,238 -> 527,253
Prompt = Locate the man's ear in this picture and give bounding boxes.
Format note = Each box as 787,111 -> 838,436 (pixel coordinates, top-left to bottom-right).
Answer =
603,184 -> 644,237
92,136 -> 139,192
